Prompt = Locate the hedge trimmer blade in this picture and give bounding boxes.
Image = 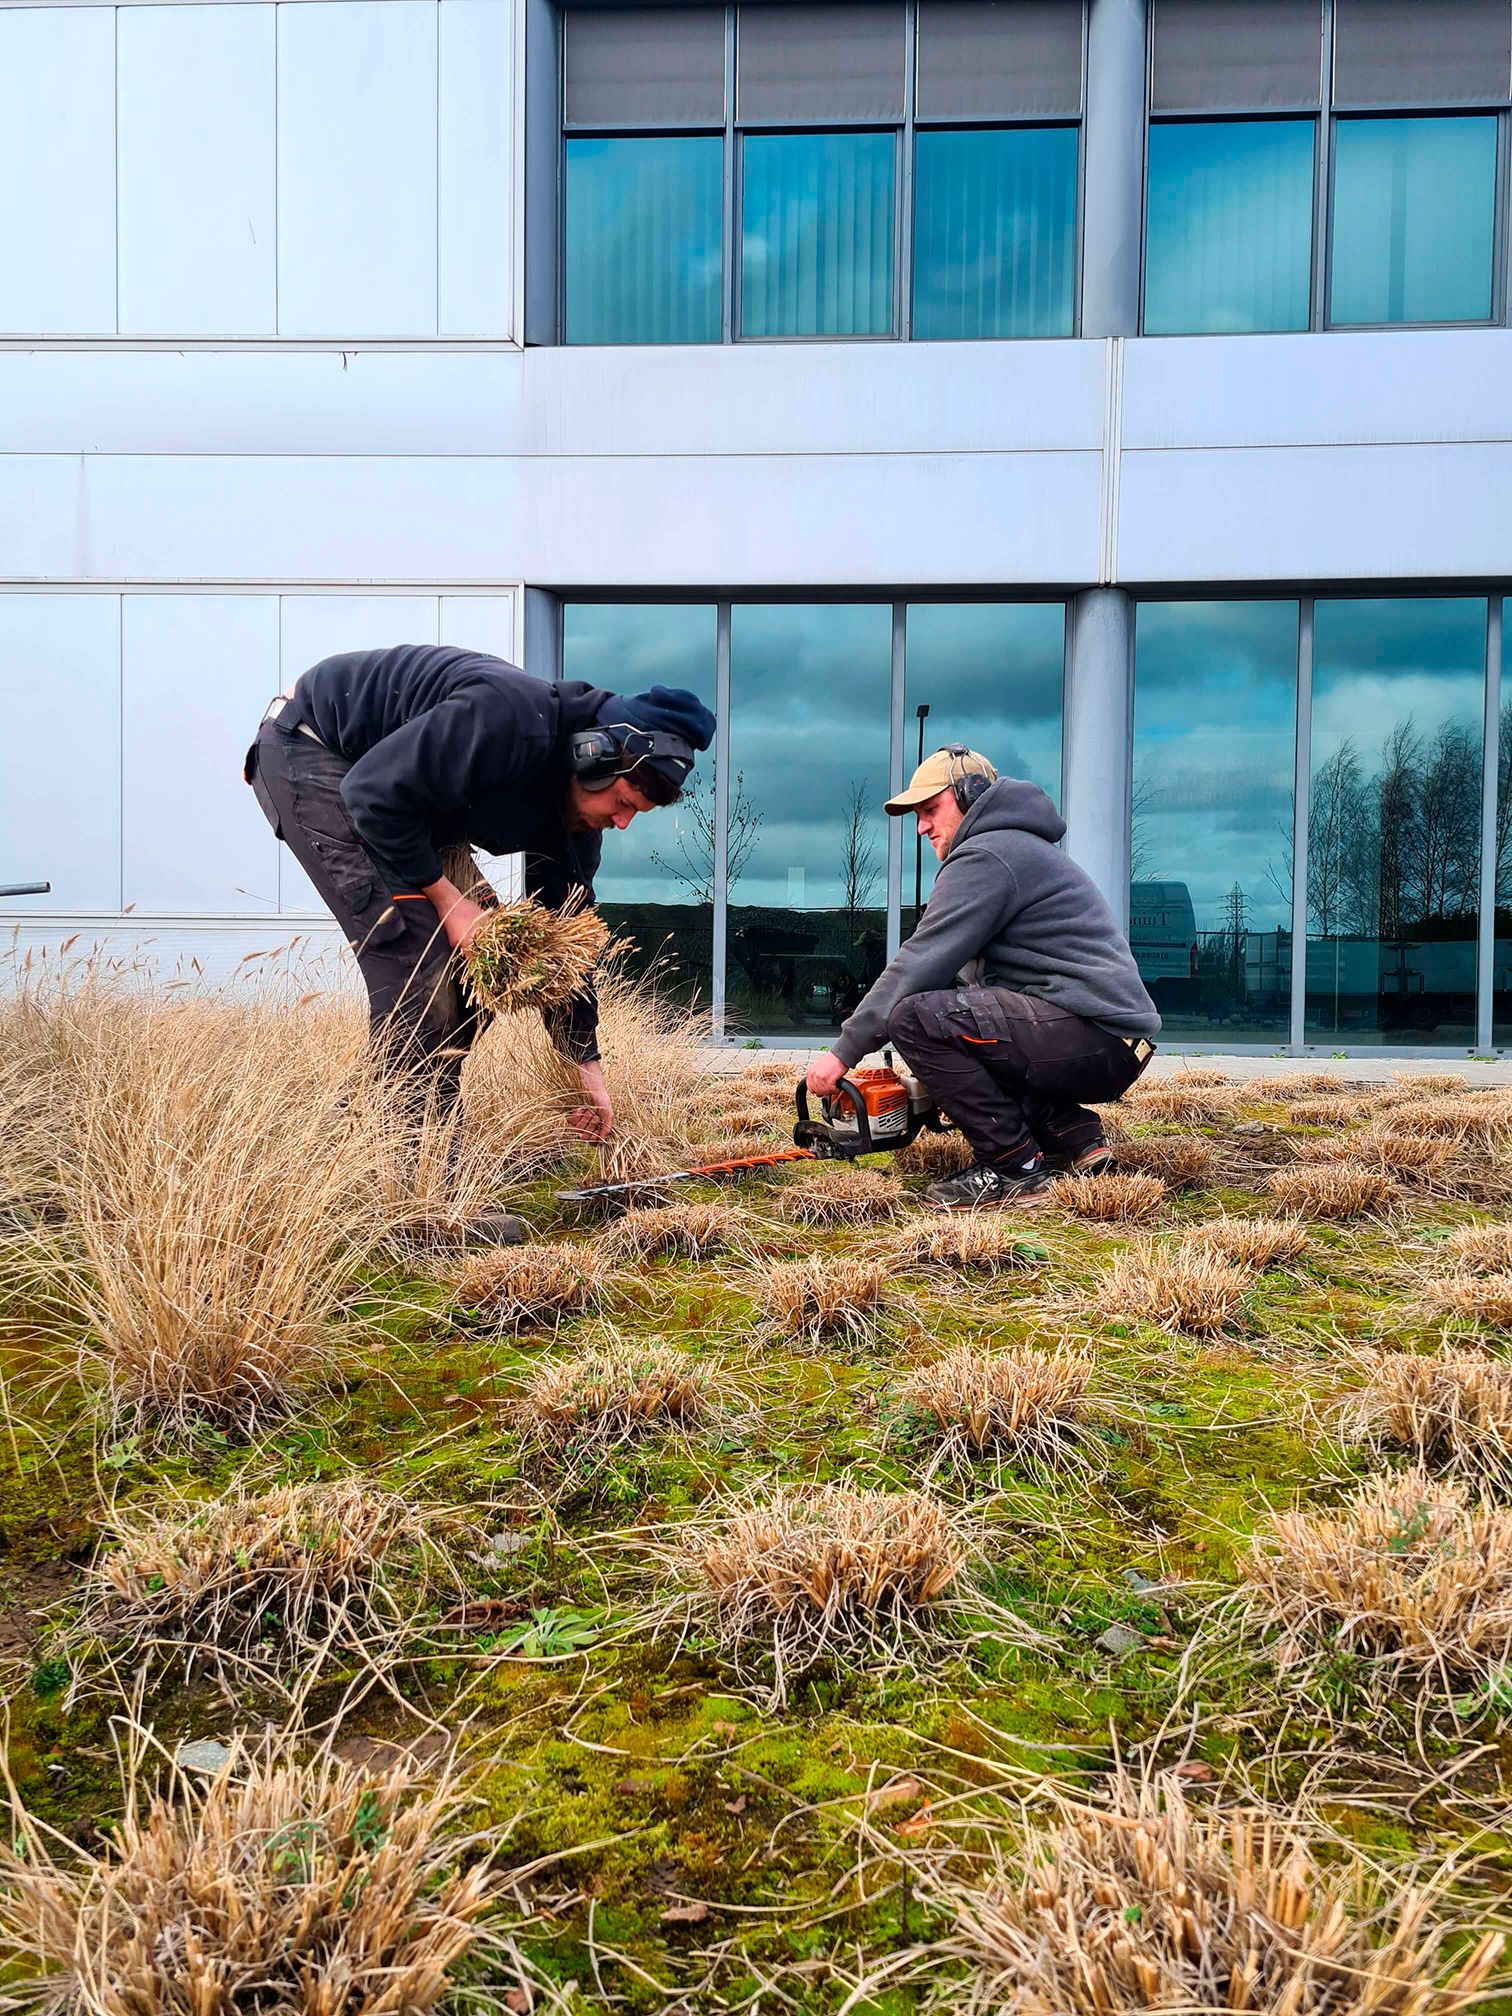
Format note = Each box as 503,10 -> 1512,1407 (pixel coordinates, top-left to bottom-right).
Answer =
556,1146 -> 817,1205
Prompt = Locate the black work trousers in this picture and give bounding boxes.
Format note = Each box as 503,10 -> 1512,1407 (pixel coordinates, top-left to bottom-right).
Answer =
886,985 -> 1150,1170
246,715 -> 480,1114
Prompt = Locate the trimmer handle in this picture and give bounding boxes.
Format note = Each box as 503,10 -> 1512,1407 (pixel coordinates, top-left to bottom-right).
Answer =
793,1075 -> 874,1155
0,882 -> 49,898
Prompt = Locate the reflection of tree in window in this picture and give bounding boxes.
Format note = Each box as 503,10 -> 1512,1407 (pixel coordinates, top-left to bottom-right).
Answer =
650,771 -> 761,909
840,783 -> 880,950
1309,724 -> 1482,940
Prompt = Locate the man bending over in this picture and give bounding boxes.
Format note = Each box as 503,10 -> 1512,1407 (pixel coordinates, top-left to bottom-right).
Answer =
805,746 -> 1159,1210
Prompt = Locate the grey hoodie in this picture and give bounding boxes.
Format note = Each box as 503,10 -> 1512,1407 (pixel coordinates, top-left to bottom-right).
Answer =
833,777 -> 1160,1068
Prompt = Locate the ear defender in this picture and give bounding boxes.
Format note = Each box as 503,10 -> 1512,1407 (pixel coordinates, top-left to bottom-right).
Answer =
942,743 -> 991,814
567,724 -> 699,796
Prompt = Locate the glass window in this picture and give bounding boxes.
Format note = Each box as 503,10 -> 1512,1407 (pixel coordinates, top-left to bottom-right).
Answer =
728,604 -> 892,1033
1306,599 -> 1487,1048
1131,602 -> 1299,1044
561,603 -> 719,1007
903,602 -> 1064,928
1329,116 -> 1498,328
565,136 -> 724,344
740,132 -> 896,337
912,126 -> 1077,340
1494,646 -> 1512,1047
1144,119 -> 1315,334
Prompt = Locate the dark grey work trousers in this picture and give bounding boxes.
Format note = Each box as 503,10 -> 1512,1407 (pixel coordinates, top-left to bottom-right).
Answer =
886,985 -> 1151,1170
245,714 -> 479,1113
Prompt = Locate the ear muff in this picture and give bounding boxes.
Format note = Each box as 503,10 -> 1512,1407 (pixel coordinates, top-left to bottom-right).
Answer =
942,743 -> 991,814
567,724 -> 697,794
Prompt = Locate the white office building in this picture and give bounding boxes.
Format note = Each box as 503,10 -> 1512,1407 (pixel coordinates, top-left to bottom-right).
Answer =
3,0 -> 1512,1052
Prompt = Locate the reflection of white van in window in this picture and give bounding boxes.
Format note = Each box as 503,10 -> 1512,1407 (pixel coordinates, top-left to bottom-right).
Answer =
1130,881 -> 1198,1009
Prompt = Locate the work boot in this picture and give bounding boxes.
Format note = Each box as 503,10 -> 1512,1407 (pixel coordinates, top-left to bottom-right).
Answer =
1041,1142 -> 1116,1178
922,1160 -> 1051,1212
463,1211 -> 527,1247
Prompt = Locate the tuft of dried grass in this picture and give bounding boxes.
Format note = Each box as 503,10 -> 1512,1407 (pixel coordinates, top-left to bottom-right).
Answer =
1422,1271 -> 1512,1330
774,1166 -> 903,1226
1345,1351 -> 1512,1489
1382,1093 -> 1512,1145
1048,1170 -> 1165,1224
0,1731 -> 507,2013
72,1475 -> 447,1693
894,1345 -> 1095,1472
1446,1221 -> 1512,1273
1293,1129 -> 1456,1184
1372,1071 -> 1473,1106
1182,1215 -> 1311,1270
1286,1095 -> 1365,1128
462,893 -> 608,1016
1100,1245 -> 1250,1336
518,1338 -> 710,1449
1266,1163 -> 1397,1220
601,1200 -> 751,1262
895,1769 -> 1504,2016
455,1240 -> 607,1331
1241,1467 -> 1512,1687
886,1218 -> 1046,1276
1159,1065 -> 1231,1088
754,1254 -> 891,1348
1245,1072 -> 1357,1102
1123,1080 -> 1238,1126
895,1130 -> 975,1179
667,1484 -> 972,1697
1108,1134 -> 1216,1190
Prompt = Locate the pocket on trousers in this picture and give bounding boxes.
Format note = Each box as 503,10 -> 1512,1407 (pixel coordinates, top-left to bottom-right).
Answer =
290,784 -> 388,920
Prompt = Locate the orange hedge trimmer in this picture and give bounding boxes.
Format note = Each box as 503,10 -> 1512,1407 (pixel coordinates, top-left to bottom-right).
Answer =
555,1063 -> 952,1205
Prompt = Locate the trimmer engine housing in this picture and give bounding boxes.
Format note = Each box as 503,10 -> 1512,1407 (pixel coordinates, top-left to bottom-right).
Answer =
792,1064 -> 944,1159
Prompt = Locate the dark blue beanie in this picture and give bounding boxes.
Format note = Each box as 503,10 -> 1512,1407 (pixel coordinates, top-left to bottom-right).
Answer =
603,686 -> 716,754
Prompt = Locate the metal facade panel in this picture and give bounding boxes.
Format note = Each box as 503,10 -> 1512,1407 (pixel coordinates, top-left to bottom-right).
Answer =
276,0 -> 439,336
117,5 -> 277,336
121,595 -> 281,914
565,8 -> 726,126
1334,0 -> 1512,106
0,7 -> 116,333
738,4 -> 907,124
916,1 -> 1084,121
1151,0 -> 1322,112
439,0 -> 515,337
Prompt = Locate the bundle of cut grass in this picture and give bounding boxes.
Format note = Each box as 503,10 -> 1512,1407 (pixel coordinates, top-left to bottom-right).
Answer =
1345,1351 -> 1512,1489
462,893 -> 609,1017
1422,1271 -> 1512,1330
1048,1170 -> 1165,1223
455,1240 -> 607,1331
1109,1134 -> 1216,1190
894,1345 -> 1095,1472
893,1769 -> 1504,2016
0,1732 -> 505,2013
667,1484 -> 973,1698
1182,1215 -> 1310,1270
1286,1094 -> 1365,1128
1266,1163 -> 1397,1220
755,1254 -> 891,1347
602,1201 -> 750,1262
1241,1467 -> 1512,1687
775,1166 -> 903,1226
72,1475 -> 446,1692
1123,1080 -> 1238,1126
518,1338 -> 710,1449
1100,1245 -> 1250,1336
887,1218 -> 1046,1275
895,1130 -> 975,1179
1446,1221 -> 1512,1272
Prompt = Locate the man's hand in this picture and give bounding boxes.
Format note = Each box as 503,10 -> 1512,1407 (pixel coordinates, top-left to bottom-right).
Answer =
571,1059 -> 615,1141
805,1051 -> 848,1100
421,876 -> 486,954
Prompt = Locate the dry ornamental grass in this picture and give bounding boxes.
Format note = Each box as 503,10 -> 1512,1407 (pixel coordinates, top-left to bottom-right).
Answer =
755,1254 -> 891,1347
1109,1135 -> 1216,1190
72,1475 -> 447,1694
602,1200 -> 751,1262
1048,1170 -> 1166,1224
518,1339 -> 711,1448
1123,1081 -> 1239,1126
1286,1095 -> 1366,1128
1100,1245 -> 1251,1336
1384,1094 -> 1512,1145
1294,1130 -> 1457,1184
1422,1271 -> 1512,1330
455,1241 -> 607,1331
887,1218 -> 1046,1275
1246,1072 -> 1359,1103
1266,1164 -> 1398,1220
0,1734 -> 505,2014
462,894 -> 609,1017
1345,1351 -> 1512,1490
1445,1222 -> 1512,1272
895,1770 -> 1504,2016
1241,1467 -> 1512,1690
775,1166 -> 903,1226
895,1131 -> 975,1179
1182,1216 -> 1311,1270
894,1345 -> 1095,1473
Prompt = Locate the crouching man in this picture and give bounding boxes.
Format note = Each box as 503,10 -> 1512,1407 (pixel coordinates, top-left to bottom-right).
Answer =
246,643 -> 714,1140
805,747 -> 1159,1210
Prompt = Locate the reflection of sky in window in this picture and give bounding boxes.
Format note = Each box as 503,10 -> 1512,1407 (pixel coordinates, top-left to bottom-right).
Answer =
562,604 -> 718,905
913,127 -> 1076,340
1144,120 -> 1313,335
1331,118 -> 1495,327
905,602 -> 1065,905
1133,602 -> 1298,936
565,137 -> 724,345
741,133 -> 896,337
730,604 -> 892,909
1312,599 -> 1486,764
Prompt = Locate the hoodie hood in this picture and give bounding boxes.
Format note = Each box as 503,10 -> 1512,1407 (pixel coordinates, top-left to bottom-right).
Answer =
949,775 -> 1066,852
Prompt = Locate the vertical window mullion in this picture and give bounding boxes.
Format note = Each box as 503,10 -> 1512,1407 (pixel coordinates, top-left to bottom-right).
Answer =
1478,595 -> 1502,1051
887,601 -> 906,957
1289,597 -> 1314,1050
712,600 -> 731,1038
898,0 -> 916,337
1313,0 -> 1334,330
723,4 -> 736,343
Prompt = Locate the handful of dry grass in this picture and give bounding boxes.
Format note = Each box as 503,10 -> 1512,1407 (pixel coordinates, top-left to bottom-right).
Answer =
1100,1245 -> 1250,1336
518,1338 -> 712,1449
72,1476 -> 446,1694
455,1240 -> 607,1331
1048,1170 -> 1165,1223
462,894 -> 609,1016
775,1166 -> 903,1226
1266,1163 -> 1397,1219
754,1254 -> 891,1347
1241,1467 -> 1512,1687
1345,1351 -> 1512,1489
894,1345 -> 1095,1473
0,1732 -> 503,2013
887,1218 -> 1046,1275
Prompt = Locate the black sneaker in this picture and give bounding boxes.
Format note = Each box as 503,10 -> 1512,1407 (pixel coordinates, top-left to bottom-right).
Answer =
922,1162 -> 1051,1212
1042,1143 -> 1116,1178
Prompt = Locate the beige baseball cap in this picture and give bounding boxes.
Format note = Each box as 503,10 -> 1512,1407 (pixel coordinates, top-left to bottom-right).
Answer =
883,746 -> 997,816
